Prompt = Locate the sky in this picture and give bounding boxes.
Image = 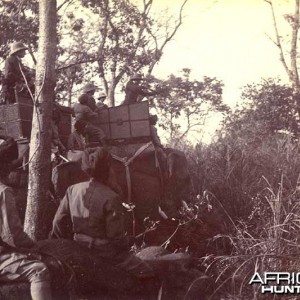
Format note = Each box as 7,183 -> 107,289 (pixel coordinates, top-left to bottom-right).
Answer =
143,0 -> 293,143
151,0 -> 291,107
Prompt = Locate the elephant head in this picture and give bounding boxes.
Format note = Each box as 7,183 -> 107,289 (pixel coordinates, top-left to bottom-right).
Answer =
162,148 -> 194,217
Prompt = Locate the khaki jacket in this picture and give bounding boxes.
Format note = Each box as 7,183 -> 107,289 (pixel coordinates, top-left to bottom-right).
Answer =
51,179 -> 125,240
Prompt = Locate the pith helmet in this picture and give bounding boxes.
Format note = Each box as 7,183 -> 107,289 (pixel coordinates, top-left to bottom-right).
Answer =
130,74 -> 143,81
10,42 -> 28,55
98,91 -> 107,100
82,83 -> 97,93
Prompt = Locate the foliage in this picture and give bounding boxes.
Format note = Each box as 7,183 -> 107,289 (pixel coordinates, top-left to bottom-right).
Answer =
0,0 -> 38,60
203,167 -> 300,299
0,0 -> 187,106
225,78 -> 299,138
148,68 -> 229,144
184,125 -> 300,298
75,0 -> 188,105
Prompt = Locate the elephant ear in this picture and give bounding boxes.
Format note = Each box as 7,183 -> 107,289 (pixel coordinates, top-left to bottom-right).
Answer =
166,149 -> 189,180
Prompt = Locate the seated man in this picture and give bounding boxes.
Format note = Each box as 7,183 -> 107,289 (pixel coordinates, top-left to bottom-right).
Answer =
73,120 -> 106,147
122,74 -> 159,105
0,138 -> 52,300
51,147 -> 154,280
73,91 -> 106,146
3,42 -> 34,103
80,82 -> 98,111
96,91 -> 108,110
73,94 -> 99,124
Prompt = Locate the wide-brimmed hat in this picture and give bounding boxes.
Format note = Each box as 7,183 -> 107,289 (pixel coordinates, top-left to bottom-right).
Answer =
78,94 -> 89,105
82,83 -> 97,93
130,74 -> 143,81
10,42 -> 28,55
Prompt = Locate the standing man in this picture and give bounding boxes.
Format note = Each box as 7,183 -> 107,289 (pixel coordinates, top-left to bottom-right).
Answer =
0,137 -> 52,300
51,147 -> 154,280
122,74 -> 159,105
3,42 -> 33,103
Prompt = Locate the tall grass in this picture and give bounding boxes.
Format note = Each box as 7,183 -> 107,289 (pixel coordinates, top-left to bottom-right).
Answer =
185,133 -> 300,299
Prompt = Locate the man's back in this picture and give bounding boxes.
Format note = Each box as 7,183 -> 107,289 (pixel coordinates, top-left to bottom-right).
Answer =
73,103 -> 98,122
52,179 -> 125,239
4,55 -> 22,86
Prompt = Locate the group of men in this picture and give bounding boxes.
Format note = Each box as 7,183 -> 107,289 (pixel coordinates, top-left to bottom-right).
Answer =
69,78 -> 163,150
0,42 -> 163,299
1,41 -> 163,151
0,140 -> 155,299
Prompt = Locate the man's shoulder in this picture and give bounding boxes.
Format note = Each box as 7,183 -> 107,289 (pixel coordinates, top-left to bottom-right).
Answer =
0,183 -> 12,192
69,180 -> 90,190
92,181 -> 120,199
0,183 -> 14,200
5,55 -> 18,64
74,103 -> 91,111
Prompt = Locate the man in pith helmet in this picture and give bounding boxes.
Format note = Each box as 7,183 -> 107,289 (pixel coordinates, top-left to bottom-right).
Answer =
122,74 -> 160,105
96,91 -> 108,110
73,82 -> 107,146
3,42 -> 33,103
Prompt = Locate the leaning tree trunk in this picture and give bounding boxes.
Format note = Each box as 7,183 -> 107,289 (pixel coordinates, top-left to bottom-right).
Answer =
24,0 -> 57,240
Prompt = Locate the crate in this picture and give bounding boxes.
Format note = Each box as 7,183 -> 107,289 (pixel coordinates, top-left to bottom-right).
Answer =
97,101 -> 151,144
0,98 -> 33,139
0,93 -> 72,144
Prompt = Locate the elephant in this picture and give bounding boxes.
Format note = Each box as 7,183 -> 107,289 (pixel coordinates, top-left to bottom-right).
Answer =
51,143 -> 194,235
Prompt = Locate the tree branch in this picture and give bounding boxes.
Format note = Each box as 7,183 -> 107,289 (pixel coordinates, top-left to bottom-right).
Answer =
290,0 -> 300,91
57,58 -> 98,71
265,0 -> 293,83
57,0 -> 74,11
147,0 -> 188,74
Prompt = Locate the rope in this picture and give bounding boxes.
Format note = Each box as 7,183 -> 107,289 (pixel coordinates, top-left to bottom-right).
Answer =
111,141 -> 153,204
112,142 -> 153,237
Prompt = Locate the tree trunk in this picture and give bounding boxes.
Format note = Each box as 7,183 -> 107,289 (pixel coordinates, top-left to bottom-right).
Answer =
107,81 -> 116,107
24,0 -> 57,240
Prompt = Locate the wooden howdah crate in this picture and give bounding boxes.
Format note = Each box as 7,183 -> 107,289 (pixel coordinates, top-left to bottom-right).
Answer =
0,94 -> 72,147
97,101 -> 151,144
0,95 -> 33,140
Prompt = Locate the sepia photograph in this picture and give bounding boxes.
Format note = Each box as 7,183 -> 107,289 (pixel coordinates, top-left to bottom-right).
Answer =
0,0 -> 298,299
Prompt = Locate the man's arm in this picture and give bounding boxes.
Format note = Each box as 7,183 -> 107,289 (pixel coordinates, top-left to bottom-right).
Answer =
104,196 -> 126,239
51,190 -> 73,239
0,187 -> 34,249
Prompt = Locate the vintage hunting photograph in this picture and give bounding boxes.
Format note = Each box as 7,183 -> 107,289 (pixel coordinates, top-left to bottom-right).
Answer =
0,0 -> 299,299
